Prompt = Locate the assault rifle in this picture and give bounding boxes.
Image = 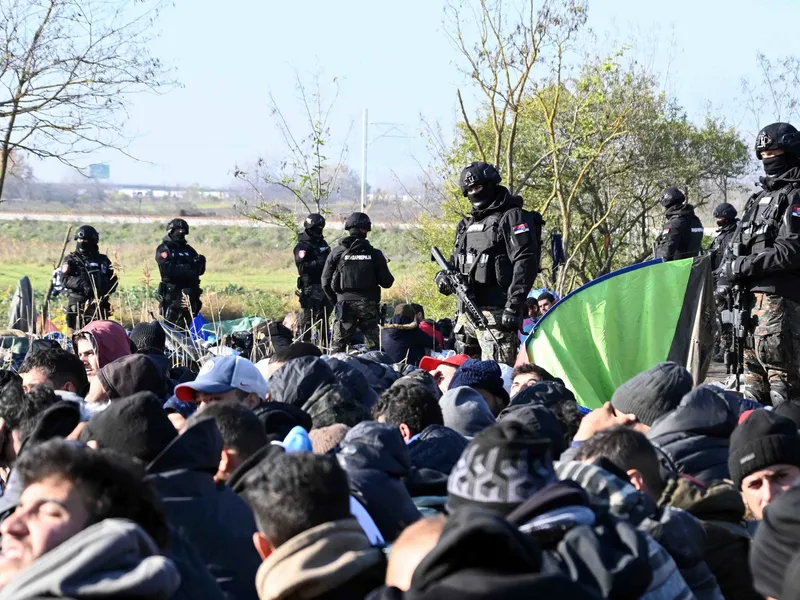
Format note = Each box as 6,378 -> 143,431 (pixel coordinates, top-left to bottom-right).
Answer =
431,246 -> 501,349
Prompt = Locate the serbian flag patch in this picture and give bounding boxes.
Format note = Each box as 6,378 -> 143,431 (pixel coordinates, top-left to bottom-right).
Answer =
792,205 -> 800,218
513,223 -> 530,235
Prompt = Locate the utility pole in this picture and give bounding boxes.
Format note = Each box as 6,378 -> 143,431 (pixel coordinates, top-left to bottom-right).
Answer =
360,108 -> 368,212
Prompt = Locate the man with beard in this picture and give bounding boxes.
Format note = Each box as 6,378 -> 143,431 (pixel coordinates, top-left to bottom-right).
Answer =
156,218 -> 206,329
294,213 -> 332,345
61,225 -> 118,332
435,162 -> 542,365
723,122 -> 800,405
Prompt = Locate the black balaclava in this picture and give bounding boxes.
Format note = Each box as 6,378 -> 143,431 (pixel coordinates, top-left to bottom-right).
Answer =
76,240 -> 98,255
168,229 -> 187,244
763,153 -> 796,177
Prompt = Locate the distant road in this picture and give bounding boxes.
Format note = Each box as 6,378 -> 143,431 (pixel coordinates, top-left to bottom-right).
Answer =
0,211 -> 413,230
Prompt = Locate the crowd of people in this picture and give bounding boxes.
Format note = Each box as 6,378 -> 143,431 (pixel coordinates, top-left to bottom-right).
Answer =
0,312 -> 797,600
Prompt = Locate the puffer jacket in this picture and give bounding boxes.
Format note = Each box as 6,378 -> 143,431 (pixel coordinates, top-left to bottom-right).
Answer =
556,461 -> 705,600
648,385 -> 738,484
659,476 -> 759,600
329,353 -> 399,394
380,317 -> 436,366
326,356 -> 379,410
336,421 -> 421,542
407,424 -> 468,476
269,356 -> 366,428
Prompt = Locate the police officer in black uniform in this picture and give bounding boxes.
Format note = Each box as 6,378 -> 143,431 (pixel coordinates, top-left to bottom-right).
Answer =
294,213 -> 332,344
723,122 -> 800,405
61,225 -> 118,332
156,218 -> 206,329
653,187 -> 705,261
710,202 -> 739,362
322,212 -> 394,352
436,162 -> 542,365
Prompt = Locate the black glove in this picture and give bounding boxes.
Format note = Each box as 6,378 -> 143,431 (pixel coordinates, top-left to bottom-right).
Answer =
722,258 -> 742,282
435,271 -> 454,296
501,309 -> 522,331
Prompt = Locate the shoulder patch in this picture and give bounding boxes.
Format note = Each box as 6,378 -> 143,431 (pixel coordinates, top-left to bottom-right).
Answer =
61,263 -> 70,273
297,249 -> 306,259
160,251 -> 169,259
512,223 -> 530,235
792,205 -> 800,218
662,228 -> 670,235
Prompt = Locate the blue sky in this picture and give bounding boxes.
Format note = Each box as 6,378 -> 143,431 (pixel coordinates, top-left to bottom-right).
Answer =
31,0 -> 800,188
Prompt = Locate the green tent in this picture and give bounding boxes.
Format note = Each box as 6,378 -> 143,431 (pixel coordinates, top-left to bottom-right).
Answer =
526,256 -> 715,409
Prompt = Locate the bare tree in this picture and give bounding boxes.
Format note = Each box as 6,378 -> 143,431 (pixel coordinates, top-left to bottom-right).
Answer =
741,53 -> 800,133
0,0 -> 175,201
234,72 -> 352,231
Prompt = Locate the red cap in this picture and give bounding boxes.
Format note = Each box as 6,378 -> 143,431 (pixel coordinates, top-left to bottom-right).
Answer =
738,409 -> 756,425
419,354 -> 471,372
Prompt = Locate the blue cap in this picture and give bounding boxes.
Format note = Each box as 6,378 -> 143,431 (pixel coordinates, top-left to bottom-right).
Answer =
175,355 -> 268,402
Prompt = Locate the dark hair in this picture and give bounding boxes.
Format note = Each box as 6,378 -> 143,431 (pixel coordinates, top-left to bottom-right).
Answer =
0,385 -> 59,435
511,363 -> 554,383
19,348 -> 90,397
15,440 -> 169,548
269,342 -> 322,363
372,382 -> 443,436
411,303 -> 424,318
0,370 -> 21,392
524,297 -> 539,309
242,453 -> 350,548
551,398 -> 583,446
186,401 -> 267,459
538,292 -> 556,304
574,426 -> 664,496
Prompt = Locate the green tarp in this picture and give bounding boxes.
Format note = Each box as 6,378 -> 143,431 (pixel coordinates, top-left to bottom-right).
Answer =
526,257 -> 714,409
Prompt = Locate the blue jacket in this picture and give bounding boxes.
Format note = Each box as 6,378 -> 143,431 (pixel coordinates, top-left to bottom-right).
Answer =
380,318 -> 436,366
407,424 -> 468,476
337,421 -> 421,543
146,419 -> 261,600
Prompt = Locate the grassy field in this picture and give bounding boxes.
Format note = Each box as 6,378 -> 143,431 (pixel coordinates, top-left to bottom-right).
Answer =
0,219 -> 446,330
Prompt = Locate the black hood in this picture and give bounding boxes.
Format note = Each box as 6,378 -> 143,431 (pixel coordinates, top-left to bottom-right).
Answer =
268,356 -> 337,408
665,203 -> 698,219
716,220 -> 738,235
337,421 -> 412,477
760,165 -> 800,191
162,234 -> 187,247
470,186 -> 523,220
647,384 -> 738,439
147,418 -> 222,475
340,234 -> 372,249
298,230 -> 326,245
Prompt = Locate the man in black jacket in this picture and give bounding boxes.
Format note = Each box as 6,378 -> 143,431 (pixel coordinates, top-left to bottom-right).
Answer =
294,213 -> 332,344
60,225 -> 118,332
436,162 -> 542,365
156,218 -> 206,329
710,202 -> 739,362
322,212 -> 394,352
653,187 -> 704,261
722,122 -> 800,405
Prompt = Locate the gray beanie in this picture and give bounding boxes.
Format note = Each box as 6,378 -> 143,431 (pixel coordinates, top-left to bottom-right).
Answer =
610,362 -> 693,426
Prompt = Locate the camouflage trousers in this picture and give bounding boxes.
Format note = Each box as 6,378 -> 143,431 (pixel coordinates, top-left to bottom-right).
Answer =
66,301 -> 111,331
331,299 -> 380,353
455,306 -> 518,366
298,285 -> 332,345
743,292 -> 800,406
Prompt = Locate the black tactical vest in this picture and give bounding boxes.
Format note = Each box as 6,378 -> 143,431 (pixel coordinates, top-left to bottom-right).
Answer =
338,241 -> 377,292
454,212 -> 513,289
731,189 -> 791,258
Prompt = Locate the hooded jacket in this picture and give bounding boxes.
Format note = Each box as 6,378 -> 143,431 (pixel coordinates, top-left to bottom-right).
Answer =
506,479 -> 659,600
326,357 -> 380,410
654,203 -> 704,262
146,419 -> 262,600
268,357 -> 366,428
321,234 -> 394,303
0,519 -> 179,600
407,424 -> 468,476
659,476 -> 759,600
371,506 -> 601,600
648,385 -> 738,484
255,519 -> 384,600
555,461 -> 700,600
438,386 -> 496,438
72,320 -> 131,369
336,421 -> 421,542
380,317 -> 436,366
97,354 -> 167,399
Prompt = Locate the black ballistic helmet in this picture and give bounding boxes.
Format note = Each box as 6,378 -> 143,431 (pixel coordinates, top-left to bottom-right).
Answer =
712,202 -> 737,221
459,162 -> 502,197
345,212 -> 372,231
755,122 -> 800,160
304,213 -> 326,230
167,218 -> 189,234
74,225 -> 99,243
660,187 -> 686,209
